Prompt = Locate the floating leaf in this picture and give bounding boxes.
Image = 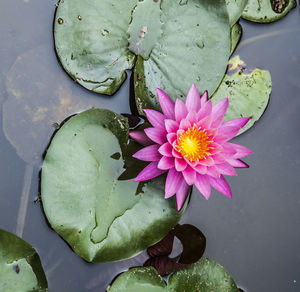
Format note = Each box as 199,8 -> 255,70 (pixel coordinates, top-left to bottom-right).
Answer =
226,0 -> 248,26
211,55 -> 272,135
54,0 -> 137,95
0,229 -> 48,292
108,258 -> 239,292
242,0 -> 296,23
107,267 -> 167,292
168,258 -> 239,292
230,23 -> 242,56
41,109 -> 184,263
134,0 -> 231,114
54,0 -> 230,108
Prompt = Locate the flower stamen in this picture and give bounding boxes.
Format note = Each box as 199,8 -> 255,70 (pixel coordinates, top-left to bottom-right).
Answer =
176,124 -> 213,161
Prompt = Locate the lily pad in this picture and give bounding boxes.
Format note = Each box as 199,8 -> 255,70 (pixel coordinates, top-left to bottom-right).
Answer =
134,0 -> 231,114
211,55 -> 272,135
242,0 -> 297,23
41,109 -> 184,263
54,0 -> 231,108
107,258 -> 239,292
54,0 -> 137,95
230,23 -> 242,56
0,229 -> 48,292
226,0 -> 248,26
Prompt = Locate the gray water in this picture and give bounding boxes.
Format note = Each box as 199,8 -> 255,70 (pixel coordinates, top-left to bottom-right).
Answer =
0,0 -> 299,291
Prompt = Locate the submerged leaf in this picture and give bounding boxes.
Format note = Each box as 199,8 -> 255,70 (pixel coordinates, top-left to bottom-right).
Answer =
41,109 -> 184,262
0,229 -> 48,292
211,55 -> 272,135
145,224 -> 206,275
242,0 -> 296,23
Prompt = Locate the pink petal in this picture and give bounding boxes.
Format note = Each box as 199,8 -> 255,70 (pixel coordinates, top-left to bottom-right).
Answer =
144,109 -> 165,129
165,168 -> 184,199
175,158 -> 187,172
194,164 -> 207,174
227,142 -> 253,159
211,97 -> 229,128
208,175 -> 232,198
165,119 -> 179,133
167,133 -> 177,144
179,119 -> 191,131
197,99 -> 212,121
129,131 -> 153,146
200,91 -> 208,107
182,166 -> 196,185
209,142 -> 223,155
197,115 -> 212,129
221,117 -> 251,129
218,126 -> 241,141
133,144 -> 161,161
172,148 -> 182,158
213,134 -> 228,145
186,110 -> 197,124
156,88 -> 175,119
222,143 -> 237,156
144,128 -> 167,145
185,83 -> 201,112
218,117 -> 251,140
158,156 -> 175,170
198,156 -> 214,166
176,180 -> 189,211
226,158 -> 249,168
195,174 -> 211,200
211,153 -> 225,164
158,142 -> 173,157
175,99 -> 188,122
135,162 -> 166,181
215,162 -> 237,176
206,166 -> 220,178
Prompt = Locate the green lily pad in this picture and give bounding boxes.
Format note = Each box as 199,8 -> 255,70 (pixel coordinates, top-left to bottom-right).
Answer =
41,109 -> 184,263
107,258 -> 239,292
230,23 -> 242,55
54,0 -> 137,95
242,0 -> 297,23
54,0 -> 230,108
134,0 -> 231,114
211,55 -> 272,135
0,229 -> 48,292
226,0 -> 248,26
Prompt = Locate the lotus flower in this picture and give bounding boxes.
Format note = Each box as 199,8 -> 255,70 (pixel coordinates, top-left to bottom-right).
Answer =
130,84 -> 253,210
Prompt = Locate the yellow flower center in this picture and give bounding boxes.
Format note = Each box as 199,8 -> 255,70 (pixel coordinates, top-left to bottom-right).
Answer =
176,125 -> 213,162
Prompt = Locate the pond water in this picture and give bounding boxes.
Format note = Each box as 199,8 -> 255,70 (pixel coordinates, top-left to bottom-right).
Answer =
0,0 -> 299,291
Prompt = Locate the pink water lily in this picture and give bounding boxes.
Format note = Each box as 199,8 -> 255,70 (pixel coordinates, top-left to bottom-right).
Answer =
130,84 -> 253,211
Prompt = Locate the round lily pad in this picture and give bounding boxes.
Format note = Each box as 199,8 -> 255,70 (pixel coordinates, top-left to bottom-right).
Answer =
41,109 -> 184,263
0,229 -> 48,292
242,0 -> 296,23
107,258 -> 239,292
211,55 -> 272,135
226,0 -> 248,26
134,0 -> 231,114
54,0 -> 137,95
